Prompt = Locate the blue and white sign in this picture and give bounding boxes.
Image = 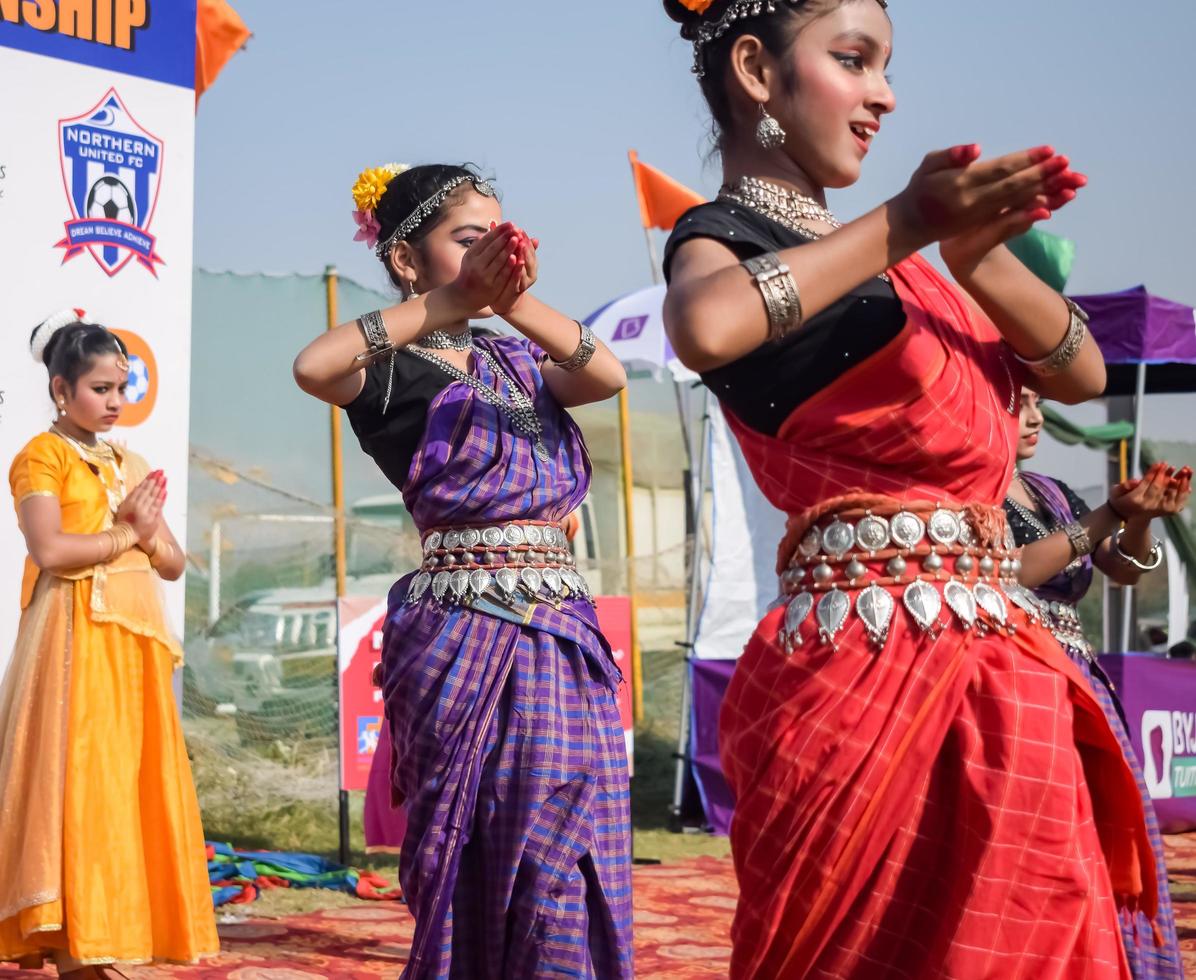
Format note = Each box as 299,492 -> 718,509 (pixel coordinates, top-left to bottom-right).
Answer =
57,88 -> 165,276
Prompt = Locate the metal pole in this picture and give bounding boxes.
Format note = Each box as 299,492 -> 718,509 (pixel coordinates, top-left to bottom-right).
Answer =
325,265 -> 351,867
208,520 -> 222,627
1119,362 -> 1149,652
672,387 -> 712,824
618,387 -> 644,723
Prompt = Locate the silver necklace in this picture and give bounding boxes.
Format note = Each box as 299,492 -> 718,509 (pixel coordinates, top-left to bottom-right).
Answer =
416,330 -> 473,352
720,176 -> 891,283
1006,475 -> 1052,539
719,176 -> 842,231
403,344 -> 550,461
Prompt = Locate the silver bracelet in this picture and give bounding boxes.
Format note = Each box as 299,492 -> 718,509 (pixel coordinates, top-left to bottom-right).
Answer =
552,322 -> 597,373
1013,297 -> 1089,377
1113,527 -> 1163,571
354,310 -> 394,361
1062,520 -> 1094,560
742,252 -> 802,342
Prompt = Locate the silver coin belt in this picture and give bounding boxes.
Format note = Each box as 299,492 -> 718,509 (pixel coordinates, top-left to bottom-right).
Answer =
776,507 -> 1052,652
1017,595 -> 1094,663
406,521 -> 592,606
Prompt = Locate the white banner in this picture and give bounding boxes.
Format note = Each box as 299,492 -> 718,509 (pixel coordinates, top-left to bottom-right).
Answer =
0,8 -> 197,668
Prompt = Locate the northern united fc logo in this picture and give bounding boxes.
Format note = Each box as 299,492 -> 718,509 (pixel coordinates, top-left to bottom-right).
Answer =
56,88 -> 165,277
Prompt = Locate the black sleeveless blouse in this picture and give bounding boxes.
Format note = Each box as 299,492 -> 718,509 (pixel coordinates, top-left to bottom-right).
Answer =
663,200 -> 907,436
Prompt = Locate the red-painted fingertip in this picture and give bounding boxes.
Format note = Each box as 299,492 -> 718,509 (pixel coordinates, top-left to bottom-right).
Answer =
950,144 -> 980,166
1032,145 -> 1056,161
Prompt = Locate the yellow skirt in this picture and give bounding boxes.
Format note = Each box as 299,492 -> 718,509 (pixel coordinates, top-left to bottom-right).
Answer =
0,574 -> 219,967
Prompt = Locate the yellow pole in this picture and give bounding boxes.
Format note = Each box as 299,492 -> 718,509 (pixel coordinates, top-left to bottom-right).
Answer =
1119,438 -> 1129,484
325,266 -> 347,600
618,386 -> 644,722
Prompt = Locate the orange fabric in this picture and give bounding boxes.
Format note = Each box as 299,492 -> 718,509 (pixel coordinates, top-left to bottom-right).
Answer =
629,151 -> 705,231
0,434 -> 216,967
717,254 -> 1155,978
196,0 -> 250,102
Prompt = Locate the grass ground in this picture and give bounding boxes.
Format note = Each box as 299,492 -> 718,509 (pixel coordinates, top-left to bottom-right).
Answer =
196,642 -> 729,918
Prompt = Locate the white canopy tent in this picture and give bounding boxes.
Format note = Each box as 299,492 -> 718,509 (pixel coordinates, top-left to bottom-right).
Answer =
584,286 -> 786,823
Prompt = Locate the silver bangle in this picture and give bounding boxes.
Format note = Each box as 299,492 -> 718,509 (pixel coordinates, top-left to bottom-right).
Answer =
552,322 -> 597,373
743,252 -> 802,342
1013,297 -> 1089,377
1062,520 -> 1093,560
355,310 -> 394,361
1113,527 -> 1163,571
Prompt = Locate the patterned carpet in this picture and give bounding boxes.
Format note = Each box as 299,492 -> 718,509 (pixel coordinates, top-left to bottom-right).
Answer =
8,845 -> 1196,978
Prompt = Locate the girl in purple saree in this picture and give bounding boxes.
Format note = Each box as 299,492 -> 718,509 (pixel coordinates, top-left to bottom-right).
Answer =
1005,388 -> 1192,979
295,163 -> 633,978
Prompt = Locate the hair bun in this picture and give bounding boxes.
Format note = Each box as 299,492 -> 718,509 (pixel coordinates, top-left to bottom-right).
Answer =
30,308 -> 92,365
663,0 -> 736,39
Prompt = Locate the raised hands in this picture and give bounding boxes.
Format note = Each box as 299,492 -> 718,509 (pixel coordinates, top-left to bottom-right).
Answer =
1109,463 -> 1193,522
115,469 -> 167,546
448,222 -> 525,313
490,223 -> 539,317
892,144 -> 1087,263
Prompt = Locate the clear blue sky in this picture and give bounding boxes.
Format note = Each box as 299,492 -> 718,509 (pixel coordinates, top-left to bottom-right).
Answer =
196,0 -> 1196,312
193,0 -> 1196,489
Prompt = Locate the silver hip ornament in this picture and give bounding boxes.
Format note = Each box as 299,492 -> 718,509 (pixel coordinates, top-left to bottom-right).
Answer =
755,104 -> 787,150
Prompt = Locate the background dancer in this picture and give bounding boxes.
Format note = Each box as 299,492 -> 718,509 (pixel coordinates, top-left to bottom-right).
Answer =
661,0 -> 1156,976
1007,386 -> 1191,979
294,163 -> 633,978
0,311 -> 218,977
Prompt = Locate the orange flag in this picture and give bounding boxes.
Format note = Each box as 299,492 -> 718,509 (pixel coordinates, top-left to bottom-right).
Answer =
196,0 -> 250,104
629,150 -> 705,231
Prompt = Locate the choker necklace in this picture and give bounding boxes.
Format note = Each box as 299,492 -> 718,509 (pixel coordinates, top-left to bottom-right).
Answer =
720,176 -> 892,283
415,330 -> 473,352
719,176 -> 841,232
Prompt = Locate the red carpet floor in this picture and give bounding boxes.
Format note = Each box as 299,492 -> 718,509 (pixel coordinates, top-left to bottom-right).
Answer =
7,844 -> 1196,978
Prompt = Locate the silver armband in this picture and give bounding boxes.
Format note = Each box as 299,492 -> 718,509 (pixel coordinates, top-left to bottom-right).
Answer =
552,322 -> 597,373
1062,520 -> 1094,560
1013,298 -> 1089,377
355,310 -> 394,361
742,252 -> 802,342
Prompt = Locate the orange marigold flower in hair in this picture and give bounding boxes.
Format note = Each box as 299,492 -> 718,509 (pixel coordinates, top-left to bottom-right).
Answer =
679,0 -> 715,12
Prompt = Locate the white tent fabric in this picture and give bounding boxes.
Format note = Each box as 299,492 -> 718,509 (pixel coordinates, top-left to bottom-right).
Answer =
693,401 -> 787,660
585,283 -> 786,659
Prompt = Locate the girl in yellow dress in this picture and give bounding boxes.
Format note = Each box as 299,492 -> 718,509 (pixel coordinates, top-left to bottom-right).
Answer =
0,310 -> 218,977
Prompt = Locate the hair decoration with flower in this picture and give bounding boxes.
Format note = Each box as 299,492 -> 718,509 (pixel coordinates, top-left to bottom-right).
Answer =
351,163 -> 409,250
679,0 -> 716,12
30,307 -> 95,364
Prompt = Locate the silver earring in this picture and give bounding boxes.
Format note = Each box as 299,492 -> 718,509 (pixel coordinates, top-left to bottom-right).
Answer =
756,104 -> 787,150
57,401 -> 66,417
404,281 -> 419,302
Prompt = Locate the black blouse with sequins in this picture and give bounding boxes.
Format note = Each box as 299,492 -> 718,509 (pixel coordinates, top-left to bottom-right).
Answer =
663,200 -> 907,436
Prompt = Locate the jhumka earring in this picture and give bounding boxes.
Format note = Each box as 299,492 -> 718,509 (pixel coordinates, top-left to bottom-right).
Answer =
57,399 -> 66,417
756,103 -> 787,150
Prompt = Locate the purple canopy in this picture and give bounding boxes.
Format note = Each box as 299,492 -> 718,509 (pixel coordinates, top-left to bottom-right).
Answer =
1071,285 -> 1196,365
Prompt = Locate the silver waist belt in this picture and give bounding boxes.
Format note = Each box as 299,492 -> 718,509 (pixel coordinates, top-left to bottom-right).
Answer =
776,506 -> 1046,652
408,519 -> 591,606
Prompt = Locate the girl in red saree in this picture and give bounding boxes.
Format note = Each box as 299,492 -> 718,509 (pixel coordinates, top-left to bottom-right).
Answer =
662,1 -> 1157,977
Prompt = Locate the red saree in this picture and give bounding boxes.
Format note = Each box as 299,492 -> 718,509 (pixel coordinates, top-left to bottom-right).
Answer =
719,254 -> 1156,979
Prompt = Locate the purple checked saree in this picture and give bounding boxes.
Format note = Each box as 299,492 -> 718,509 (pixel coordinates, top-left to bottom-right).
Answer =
373,335 -> 633,979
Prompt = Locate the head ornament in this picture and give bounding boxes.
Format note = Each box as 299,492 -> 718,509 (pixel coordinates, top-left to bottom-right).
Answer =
30,307 -> 94,364
689,0 -> 887,78
372,174 -> 497,259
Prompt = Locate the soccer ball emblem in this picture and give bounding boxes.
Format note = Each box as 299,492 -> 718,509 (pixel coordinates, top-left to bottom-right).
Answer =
125,354 -> 150,403
85,175 -> 136,225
